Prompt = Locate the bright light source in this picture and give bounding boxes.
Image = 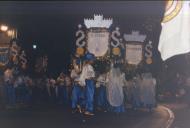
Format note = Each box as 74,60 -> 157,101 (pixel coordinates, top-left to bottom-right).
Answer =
0,25 -> 8,32
33,45 -> 37,49
7,30 -> 14,37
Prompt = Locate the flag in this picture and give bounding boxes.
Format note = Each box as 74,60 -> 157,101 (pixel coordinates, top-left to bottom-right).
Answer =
158,0 -> 190,61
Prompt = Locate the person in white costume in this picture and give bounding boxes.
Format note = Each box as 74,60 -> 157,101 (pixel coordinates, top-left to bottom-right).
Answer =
106,63 -> 125,113
141,72 -> 156,111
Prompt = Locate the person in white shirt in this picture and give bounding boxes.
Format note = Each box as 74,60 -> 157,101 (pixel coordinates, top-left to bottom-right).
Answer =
71,61 -> 85,113
79,52 -> 96,116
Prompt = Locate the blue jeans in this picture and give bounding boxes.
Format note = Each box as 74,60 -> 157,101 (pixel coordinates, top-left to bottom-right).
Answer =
97,85 -> 108,109
71,84 -> 85,109
85,79 -> 95,112
4,84 -> 16,106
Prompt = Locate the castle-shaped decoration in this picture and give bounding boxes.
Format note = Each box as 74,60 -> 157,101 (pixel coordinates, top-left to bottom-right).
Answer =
124,31 -> 147,65
84,15 -> 113,29
124,31 -> 146,43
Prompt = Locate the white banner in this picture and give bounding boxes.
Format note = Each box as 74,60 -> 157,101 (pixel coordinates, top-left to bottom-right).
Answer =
87,31 -> 109,57
158,1 -> 190,61
125,44 -> 143,65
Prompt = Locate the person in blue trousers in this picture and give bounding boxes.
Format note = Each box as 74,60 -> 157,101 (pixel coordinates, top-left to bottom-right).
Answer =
79,53 -> 96,116
96,73 -> 108,112
71,64 -> 85,113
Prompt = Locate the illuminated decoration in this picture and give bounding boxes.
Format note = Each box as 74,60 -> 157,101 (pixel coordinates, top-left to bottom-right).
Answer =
145,41 -> 153,65
124,31 -> 146,42
76,47 -> 85,56
84,15 -> 113,29
87,29 -> 109,57
112,47 -> 121,56
124,31 -> 146,65
0,25 -> 8,32
111,27 -> 121,47
125,44 -> 143,65
33,45 -> 37,49
76,24 -> 86,47
7,30 -> 16,38
146,57 -> 153,64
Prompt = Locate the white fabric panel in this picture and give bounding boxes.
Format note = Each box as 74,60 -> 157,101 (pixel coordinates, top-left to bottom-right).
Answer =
158,1 -> 190,61
125,44 -> 143,65
87,31 -> 109,57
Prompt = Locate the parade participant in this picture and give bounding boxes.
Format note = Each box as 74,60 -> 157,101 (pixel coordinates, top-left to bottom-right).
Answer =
95,72 -> 108,112
123,77 -> 133,108
71,62 -> 85,113
14,75 -> 26,105
130,74 -> 142,110
107,63 -> 125,113
64,74 -> 72,106
141,72 -> 156,111
24,76 -> 33,106
56,72 -> 65,105
79,52 -> 96,116
46,78 -> 56,104
4,68 -> 16,108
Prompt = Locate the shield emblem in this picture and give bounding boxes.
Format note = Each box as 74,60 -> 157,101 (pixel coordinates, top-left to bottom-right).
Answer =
125,43 -> 143,65
87,29 -> 109,57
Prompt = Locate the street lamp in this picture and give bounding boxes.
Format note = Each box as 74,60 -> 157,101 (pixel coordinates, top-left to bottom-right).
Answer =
33,44 -> 37,49
0,25 -> 8,32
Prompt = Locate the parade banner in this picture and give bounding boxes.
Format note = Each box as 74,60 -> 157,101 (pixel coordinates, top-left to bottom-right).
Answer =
158,1 -> 190,61
125,44 -> 143,65
87,30 -> 109,57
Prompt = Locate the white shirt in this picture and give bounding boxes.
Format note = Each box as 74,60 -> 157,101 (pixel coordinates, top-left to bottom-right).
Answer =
70,69 -> 80,82
79,64 -> 95,86
96,74 -> 107,88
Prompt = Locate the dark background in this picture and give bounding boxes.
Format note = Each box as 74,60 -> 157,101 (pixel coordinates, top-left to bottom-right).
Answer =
0,1 -> 166,77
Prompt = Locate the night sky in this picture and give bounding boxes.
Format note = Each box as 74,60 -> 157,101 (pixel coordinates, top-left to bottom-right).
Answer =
0,1 -> 166,77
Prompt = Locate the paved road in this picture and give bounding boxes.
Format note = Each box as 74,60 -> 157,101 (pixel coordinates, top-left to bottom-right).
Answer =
0,105 -> 170,128
163,101 -> 190,128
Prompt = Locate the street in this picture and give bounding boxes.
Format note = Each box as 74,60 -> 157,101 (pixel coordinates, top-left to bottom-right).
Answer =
163,101 -> 190,128
0,105 -> 170,128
